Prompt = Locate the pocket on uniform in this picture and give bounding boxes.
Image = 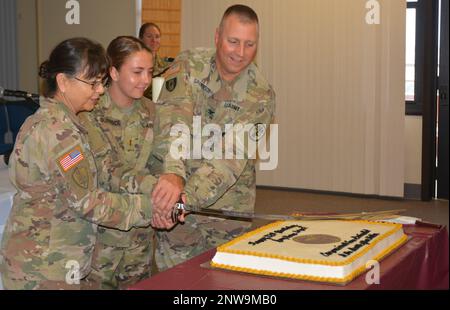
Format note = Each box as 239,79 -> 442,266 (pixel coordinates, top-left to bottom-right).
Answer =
97,226 -> 133,248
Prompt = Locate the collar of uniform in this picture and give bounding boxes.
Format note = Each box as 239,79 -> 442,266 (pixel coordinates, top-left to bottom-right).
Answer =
100,90 -> 140,121
232,64 -> 254,102
130,98 -> 150,123
155,53 -> 164,67
207,55 -> 222,95
43,97 -> 88,134
96,91 -> 146,122
154,53 -> 163,73
209,56 -> 256,102
193,53 -> 221,97
188,49 -> 255,101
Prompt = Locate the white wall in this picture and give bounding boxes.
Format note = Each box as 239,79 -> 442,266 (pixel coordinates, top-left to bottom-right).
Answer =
182,0 -> 407,197
16,0 -> 138,93
16,0 -> 39,93
36,0 -> 137,66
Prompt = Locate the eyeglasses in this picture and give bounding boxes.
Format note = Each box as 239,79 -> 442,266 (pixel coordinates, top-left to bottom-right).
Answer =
74,77 -> 107,90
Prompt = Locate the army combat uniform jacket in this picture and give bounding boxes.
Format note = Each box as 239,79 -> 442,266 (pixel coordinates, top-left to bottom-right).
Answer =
0,98 -> 153,289
79,91 -> 157,289
150,48 -> 276,270
153,47 -> 276,211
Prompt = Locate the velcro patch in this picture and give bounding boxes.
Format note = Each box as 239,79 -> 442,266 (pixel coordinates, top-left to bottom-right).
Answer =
58,147 -> 84,172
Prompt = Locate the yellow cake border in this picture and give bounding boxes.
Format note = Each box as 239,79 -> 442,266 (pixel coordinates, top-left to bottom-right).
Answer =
215,220 -> 405,266
211,232 -> 408,284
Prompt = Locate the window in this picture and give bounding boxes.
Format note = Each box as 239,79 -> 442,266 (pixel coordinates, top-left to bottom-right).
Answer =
405,3 -> 416,102
405,0 -> 424,115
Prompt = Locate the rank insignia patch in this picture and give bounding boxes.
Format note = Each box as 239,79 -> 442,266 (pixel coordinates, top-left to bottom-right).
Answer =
166,77 -> 177,92
59,147 -> 84,172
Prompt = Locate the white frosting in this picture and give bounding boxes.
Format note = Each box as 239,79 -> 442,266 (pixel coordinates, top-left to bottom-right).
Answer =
212,221 -> 406,281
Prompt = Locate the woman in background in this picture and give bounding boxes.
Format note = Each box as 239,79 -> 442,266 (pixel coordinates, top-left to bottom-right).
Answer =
139,22 -> 174,100
139,22 -> 174,77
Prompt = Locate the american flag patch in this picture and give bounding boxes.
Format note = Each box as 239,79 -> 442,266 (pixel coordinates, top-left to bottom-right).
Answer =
59,147 -> 84,172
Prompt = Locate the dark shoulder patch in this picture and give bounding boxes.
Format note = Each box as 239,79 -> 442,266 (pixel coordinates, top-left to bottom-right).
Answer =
165,77 -> 177,92
141,96 -> 155,116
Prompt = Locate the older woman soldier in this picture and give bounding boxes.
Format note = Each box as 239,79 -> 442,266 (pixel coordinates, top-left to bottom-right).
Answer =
0,38 -> 163,290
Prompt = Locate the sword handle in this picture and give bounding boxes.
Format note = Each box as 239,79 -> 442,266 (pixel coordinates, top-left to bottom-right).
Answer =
171,198 -> 186,223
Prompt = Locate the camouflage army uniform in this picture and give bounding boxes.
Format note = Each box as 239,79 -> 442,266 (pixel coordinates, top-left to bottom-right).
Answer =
150,48 -> 276,271
154,53 -> 173,77
144,54 -> 173,100
79,91 -> 156,289
0,98 -> 155,290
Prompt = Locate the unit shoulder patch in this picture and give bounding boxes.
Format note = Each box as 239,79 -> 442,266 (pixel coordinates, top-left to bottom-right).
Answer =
165,77 -> 177,92
72,166 -> 89,189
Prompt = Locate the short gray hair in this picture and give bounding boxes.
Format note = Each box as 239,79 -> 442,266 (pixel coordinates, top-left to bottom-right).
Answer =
218,4 -> 259,34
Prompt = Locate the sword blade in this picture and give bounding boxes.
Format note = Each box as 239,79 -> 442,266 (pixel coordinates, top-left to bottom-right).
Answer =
173,203 -> 405,222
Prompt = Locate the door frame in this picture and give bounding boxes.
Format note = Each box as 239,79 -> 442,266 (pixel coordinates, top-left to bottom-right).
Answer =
437,0 -> 449,199
421,0 -> 440,201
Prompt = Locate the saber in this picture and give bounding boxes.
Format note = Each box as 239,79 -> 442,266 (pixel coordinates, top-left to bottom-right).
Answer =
172,202 -> 405,223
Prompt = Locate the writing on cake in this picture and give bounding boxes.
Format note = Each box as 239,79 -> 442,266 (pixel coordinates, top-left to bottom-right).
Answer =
248,225 -> 308,246
320,229 -> 380,258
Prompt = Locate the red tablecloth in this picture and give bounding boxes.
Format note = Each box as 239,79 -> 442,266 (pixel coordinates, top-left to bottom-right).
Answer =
130,223 -> 449,290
